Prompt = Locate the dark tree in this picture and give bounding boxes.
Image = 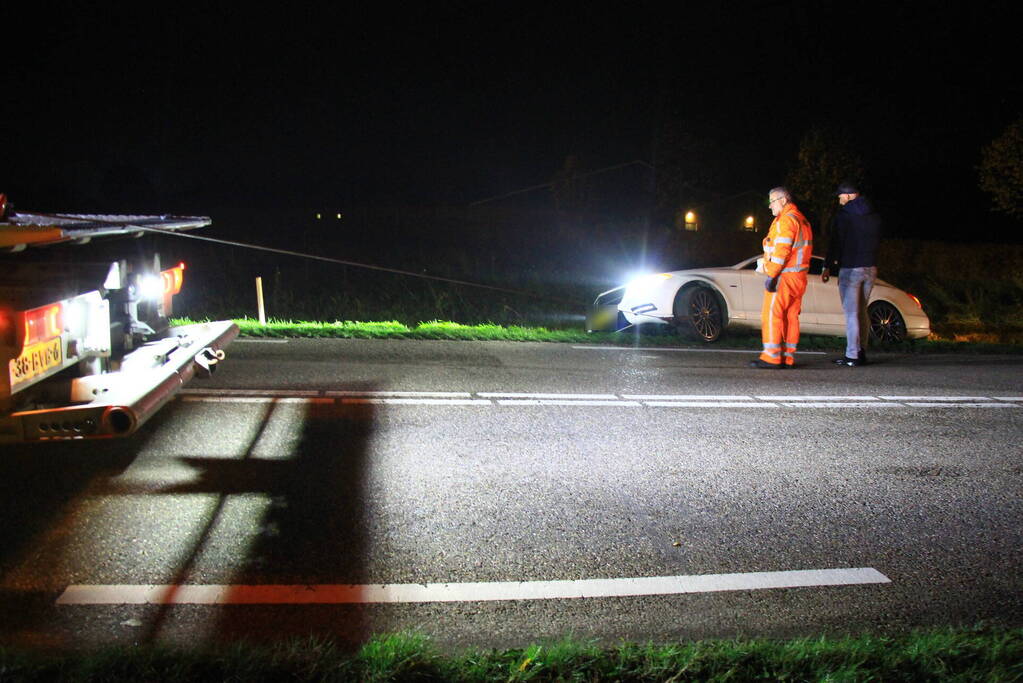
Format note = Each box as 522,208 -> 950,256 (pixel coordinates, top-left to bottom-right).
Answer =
978,116 -> 1023,221
786,126 -> 864,238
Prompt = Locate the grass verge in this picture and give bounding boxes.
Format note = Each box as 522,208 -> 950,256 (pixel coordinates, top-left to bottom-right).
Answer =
178,318 -> 1023,354
1,627 -> 1020,681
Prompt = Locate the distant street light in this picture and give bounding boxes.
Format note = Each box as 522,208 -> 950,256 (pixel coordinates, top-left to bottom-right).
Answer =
744,215 -> 755,231
685,211 -> 698,231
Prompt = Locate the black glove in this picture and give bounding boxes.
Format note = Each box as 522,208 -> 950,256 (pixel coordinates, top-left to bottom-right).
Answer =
764,276 -> 779,293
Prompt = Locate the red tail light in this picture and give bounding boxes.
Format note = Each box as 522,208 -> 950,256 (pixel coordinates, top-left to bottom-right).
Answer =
24,304 -> 63,346
908,293 -> 923,309
0,309 -> 13,346
161,262 -> 186,296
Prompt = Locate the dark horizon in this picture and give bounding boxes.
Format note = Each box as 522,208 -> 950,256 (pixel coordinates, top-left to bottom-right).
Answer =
3,2 -> 1020,242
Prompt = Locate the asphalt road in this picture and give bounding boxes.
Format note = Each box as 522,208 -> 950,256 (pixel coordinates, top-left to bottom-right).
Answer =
1,337 -> 1021,652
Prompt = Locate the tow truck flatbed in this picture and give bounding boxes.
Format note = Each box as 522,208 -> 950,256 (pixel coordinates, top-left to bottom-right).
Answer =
1,200 -> 235,443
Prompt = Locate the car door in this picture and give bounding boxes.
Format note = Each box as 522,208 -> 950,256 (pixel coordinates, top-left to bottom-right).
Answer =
797,257 -> 828,330
810,258 -> 845,333
738,260 -> 764,319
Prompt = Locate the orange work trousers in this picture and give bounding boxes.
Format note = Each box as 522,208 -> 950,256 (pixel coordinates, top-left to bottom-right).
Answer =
759,273 -> 807,366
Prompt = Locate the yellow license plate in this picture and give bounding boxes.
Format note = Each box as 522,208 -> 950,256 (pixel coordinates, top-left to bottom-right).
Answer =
9,337 -> 63,388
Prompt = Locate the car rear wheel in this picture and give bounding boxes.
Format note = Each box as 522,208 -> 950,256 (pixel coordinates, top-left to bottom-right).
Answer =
869,301 -> 907,343
674,286 -> 724,342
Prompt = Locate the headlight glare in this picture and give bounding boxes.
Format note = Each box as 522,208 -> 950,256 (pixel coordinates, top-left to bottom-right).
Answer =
625,272 -> 672,291
139,274 -> 164,301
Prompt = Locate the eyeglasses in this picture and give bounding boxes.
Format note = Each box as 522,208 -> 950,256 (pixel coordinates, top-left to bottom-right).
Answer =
767,197 -> 783,206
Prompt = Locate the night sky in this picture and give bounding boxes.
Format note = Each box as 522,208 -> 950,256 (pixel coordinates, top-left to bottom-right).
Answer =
4,2 -> 1020,241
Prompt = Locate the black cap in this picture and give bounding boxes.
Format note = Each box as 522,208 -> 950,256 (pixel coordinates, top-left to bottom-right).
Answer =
836,182 -> 859,195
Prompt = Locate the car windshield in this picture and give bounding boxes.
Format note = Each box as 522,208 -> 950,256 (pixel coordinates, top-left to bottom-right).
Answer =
737,255 -> 825,274
739,257 -> 759,270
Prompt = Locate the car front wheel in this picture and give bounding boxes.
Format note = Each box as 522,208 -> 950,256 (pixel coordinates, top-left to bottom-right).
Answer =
674,286 -> 724,342
869,301 -> 907,343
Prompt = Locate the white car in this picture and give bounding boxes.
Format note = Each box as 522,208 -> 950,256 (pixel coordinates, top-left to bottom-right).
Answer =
587,255 -> 931,342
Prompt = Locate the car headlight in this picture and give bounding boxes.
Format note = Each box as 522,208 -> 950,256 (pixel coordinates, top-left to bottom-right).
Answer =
625,272 -> 673,294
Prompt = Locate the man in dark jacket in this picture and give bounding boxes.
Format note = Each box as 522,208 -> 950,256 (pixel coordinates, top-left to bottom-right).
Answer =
822,182 -> 881,366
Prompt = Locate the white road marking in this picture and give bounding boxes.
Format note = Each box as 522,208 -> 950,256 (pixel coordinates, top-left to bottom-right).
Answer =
623,395 -> 754,400
781,402 -> 904,408
571,345 -> 827,355
900,402 -> 1018,408
185,388 -> 320,396
341,398 -> 490,406
879,396 -> 993,401
325,392 -> 472,396
182,396 -> 280,404
181,396 -> 334,405
478,392 -> 618,400
495,399 -> 642,407
646,402 -> 779,408
273,397 -> 334,405
757,395 -> 880,401
56,567 -> 889,605
176,389 -> 1023,410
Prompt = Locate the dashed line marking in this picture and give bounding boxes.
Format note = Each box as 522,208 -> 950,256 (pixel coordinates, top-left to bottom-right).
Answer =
178,390 -> 1023,410
622,395 -> 754,401
478,392 -> 618,400
495,399 -> 642,407
900,402 -> 1017,408
757,395 -> 880,401
646,401 -> 779,408
879,396 -> 993,402
340,398 -> 490,406
325,391 -> 472,398
781,402 -> 903,408
56,567 -> 890,605
184,388 -> 320,396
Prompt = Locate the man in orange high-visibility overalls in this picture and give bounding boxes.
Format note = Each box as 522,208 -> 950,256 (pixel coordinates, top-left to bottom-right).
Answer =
750,187 -> 813,369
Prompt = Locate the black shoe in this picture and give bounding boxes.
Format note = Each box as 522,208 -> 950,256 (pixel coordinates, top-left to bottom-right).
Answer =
834,352 -> 868,366
749,359 -> 783,369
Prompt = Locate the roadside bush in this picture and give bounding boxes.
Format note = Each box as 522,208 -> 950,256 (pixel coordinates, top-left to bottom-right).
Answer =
878,239 -> 1023,338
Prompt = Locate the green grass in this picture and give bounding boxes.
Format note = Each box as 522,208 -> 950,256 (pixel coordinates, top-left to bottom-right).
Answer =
177,317 -> 1023,354
225,318 -> 606,343
2,627 -> 1020,681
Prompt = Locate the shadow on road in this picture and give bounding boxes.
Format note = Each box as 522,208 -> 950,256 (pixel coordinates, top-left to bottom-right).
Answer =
0,411 -> 161,646
212,392 -> 377,647
115,386 -> 380,648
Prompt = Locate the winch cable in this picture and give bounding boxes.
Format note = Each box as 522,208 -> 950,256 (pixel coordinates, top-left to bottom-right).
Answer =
138,227 -> 580,306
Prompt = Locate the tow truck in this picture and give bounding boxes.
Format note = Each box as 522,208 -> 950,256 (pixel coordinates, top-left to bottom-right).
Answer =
0,194 -> 238,443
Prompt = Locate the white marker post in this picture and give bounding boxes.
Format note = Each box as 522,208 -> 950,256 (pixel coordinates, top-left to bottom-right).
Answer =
255,276 -> 266,325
